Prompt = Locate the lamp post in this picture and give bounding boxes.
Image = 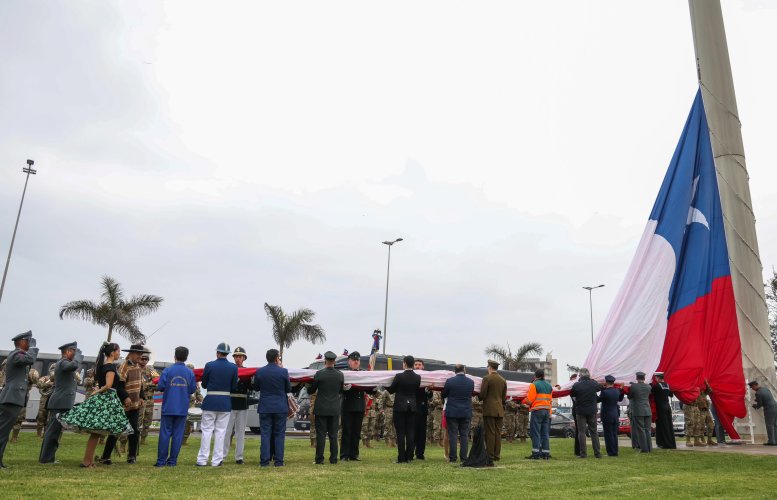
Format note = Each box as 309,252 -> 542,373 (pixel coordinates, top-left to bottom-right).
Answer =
582,284 -> 604,344
382,237 -> 403,354
0,159 -> 37,306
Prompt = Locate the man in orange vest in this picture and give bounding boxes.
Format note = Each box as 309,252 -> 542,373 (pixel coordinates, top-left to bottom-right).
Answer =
523,369 -> 553,460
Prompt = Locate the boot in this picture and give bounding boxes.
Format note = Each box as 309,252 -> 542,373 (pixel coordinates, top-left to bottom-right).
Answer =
37,427 -> 43,438
140,436 -> 147,446
694,437 -> 705,447
10,428 -> 20,443
520,437 -> 526,443
366,440 -> 372,449
389,438 -> 396,448
707,436 -> 717,446
310,437 -> 316,448
686,436 -> 693,447
182,436 -> 189,447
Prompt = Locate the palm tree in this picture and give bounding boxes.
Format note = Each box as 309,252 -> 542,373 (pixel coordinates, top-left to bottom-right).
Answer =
484,341 -> 543,371
264,303 -> 326,359
59,275 -> 164,343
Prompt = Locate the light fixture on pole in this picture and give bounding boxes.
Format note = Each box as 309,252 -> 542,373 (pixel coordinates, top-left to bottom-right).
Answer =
582,284 -> 604,344
382,237 -> 403,355
0,159 -> 37,306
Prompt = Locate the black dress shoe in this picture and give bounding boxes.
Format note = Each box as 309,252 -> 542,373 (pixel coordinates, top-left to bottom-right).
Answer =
96,458 -> 112,466
340,457 -> 349,462
415,455 -> 425,460
127,458 -> 136,464
0,463 -> 8,469
235,460 -> 244,465
350,457 -> 361,461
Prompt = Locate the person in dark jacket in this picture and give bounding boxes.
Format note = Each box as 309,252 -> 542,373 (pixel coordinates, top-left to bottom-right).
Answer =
340,351 -> 366,461
569,368 -> 602,458
309,351 -> 344,464
749,380 -> 777,445
387,355 -> 421,463
628,371 -> 653,453
651,372 -> 676,449
597,374 -> 624,456
223,346 -> 251,464
412,358 -> 431,460
442,364 -> 474,463
39,341 -> 83,464
155,346 -> 197,467
196,342 -> 239,467
252,348 -> 292,466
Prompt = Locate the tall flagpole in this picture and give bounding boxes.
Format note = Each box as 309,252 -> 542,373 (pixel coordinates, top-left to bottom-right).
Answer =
688,0 -> 777,442
0,159 -> 37,306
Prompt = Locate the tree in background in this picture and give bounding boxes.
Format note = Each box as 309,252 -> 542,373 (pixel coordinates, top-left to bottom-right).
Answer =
484,342 -> 543,371
59,275 -> 163,343
264,302 -> 326,359
764,269 -> 777,368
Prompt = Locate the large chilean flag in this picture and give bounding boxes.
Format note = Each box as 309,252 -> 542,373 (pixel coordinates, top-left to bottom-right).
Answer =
581,90 -> 746,437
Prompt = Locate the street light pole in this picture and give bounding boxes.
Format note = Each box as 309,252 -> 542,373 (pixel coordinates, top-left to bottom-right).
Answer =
0,159 -> 37,306
582,284 -> 604,344
382,237 -> 403,355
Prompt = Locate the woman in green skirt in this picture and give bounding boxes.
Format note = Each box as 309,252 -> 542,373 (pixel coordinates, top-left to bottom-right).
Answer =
62,342 -> 130,467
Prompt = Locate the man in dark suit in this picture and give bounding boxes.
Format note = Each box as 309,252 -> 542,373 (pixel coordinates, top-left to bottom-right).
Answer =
442,364 -> 474,463
252,348 -> 292,467
0,331 -> 39,468
479,359 -> 507,462
570,367 -> 602,459
309,351 -> 344,464
340,351 -> 366,461
651,372 -> 676,449
412,358 -> 431,460
597,374 -> 624,456
628,371 -> 652,453
387,355 -> 421,463
39,341 -> 83,464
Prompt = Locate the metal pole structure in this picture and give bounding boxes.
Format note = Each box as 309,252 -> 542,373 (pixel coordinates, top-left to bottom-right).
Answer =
381,237 -> 403,354
582,284 -> 604,344
0,159 -> 37,306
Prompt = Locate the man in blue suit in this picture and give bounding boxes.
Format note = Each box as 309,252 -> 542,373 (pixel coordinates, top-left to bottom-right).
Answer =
442,364 -> 474,463
196,342 -> 238,467
252,348 -> 292,467
156,346 -> 197,467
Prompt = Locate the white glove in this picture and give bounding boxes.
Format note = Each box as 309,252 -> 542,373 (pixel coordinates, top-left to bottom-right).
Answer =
375,384 -> 384,392
343,384 -> 352,391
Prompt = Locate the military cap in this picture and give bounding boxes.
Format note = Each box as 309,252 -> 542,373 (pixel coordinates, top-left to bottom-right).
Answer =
216,342 -> 231,354
635,371 -> 646,379
348,351 -> 361,360
232,346 -> 248,359
122,344 -> 151,354
324,351 -> 337,361
58,341 -> 78,351
12,330 -> 32,342
487,359 -> 500,369
748,380 -> 759,387
654,372 -> 665,378
604,374 -> 616,383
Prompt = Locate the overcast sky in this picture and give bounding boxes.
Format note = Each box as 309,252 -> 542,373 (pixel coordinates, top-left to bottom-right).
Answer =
1,1 -> 775,373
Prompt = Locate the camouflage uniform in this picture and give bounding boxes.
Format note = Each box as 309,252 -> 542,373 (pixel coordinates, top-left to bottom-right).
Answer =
428,391 -> 443,445
503,399 -> 518,442
183,367 -> 203,446
683,397 -> 702,447
11,368 -> 40,442
361,395 -> 377,448
380,391 -> 396,447
697,394 -> 717,446
140,364 -> 159,445
374,395 -> 384,440
309,392 -> 317,447
516,402 -> 530,442
470,396 -> 483,439
36,366 -> 56,437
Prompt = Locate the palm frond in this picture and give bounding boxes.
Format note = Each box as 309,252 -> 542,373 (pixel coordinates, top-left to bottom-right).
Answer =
484,344 -> 511,364
514,342 -> 543,360
59,300 -> 105,324
113,319 -> 146,344
264,303 -> 286,347
298,323 -> 326,344
100,276 -> 123,307
124,294 -> 164,318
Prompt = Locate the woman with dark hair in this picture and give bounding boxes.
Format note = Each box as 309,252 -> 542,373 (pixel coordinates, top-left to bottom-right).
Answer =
61,343 -> 130,467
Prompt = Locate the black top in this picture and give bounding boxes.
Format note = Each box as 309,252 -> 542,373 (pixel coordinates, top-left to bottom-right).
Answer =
230,377 -> 251,411
388,369 -> 421,413
98,363 -> 129,401
570,377 -> 602,416
342,368 -> 366,412
651,382 -> 673,412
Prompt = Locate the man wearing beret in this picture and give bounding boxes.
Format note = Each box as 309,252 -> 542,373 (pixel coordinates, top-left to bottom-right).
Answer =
309,351 -> 344,464
39,341 -> 83,463
340,351 -> 366,462
479,359 -> 507,462
0,331 -> 39,468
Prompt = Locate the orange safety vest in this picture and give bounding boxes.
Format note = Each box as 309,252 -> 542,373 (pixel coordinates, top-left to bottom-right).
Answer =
523,380 -> 553,412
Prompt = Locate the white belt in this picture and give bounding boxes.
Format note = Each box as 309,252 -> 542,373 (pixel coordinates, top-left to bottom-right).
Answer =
230,394 -> 247,398
207,391 -> 231,396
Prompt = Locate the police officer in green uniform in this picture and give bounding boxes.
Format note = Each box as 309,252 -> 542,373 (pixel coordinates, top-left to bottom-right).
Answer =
0,331 -> 39,468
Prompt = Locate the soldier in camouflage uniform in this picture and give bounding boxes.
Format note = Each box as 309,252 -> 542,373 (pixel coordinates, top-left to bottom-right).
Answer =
138,355 -> 159,445
380,390 -> 396,447
516,401 -> 530,442
428,390 -> 443,446
361,394 -> 377,448
698,392 -> 717,446
36,365 -> 56,438
374,395 -> 384,441
309,392 -> 317,448
683,397 -> 703,447
503,398 -> 518,443
183,364 -> 203,446
11,367 -> 40,442
470,396 -> 483,439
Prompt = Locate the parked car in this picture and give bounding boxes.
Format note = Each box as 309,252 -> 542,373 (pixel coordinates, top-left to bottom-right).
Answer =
619,417 -> 656,437
550,413 -> 576,438
672,412 -> 685,436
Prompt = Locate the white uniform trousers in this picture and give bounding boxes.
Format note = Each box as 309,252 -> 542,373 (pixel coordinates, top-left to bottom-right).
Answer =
196,410 -> 230,466
223,409 -> 248,461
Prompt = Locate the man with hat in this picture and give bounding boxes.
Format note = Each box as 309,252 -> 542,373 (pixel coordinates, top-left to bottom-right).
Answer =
100,343 -> 148,464
628,371 -> 652,453
0,331 -> 39,468
9,359 -> 39,443
38,341 -> 83,463
748,380 -> 777,445
340,351 -> 366,461
252,348 -> 292,467
651,372 -> 676,449
597,374 -> 624,456
197,342 -> 239,467
223,346 -> 251,464
479,359 -> 507,462
138,352 -> 160,446
309,351 -> 344,464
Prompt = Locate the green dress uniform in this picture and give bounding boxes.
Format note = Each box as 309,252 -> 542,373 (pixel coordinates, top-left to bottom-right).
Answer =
0,332 -> 39,467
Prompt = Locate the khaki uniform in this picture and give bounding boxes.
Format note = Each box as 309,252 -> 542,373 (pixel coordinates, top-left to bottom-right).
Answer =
503,399 -> 518,442
697,394 -> 717,445
380,391 -> 396,446
309,393 -> 317,447
470,396 -> 483,438
683,397 -> 703,446
36,372 -> 55,437
428,391 -> 443,445
516,403 -> 530,440
361,395 -> 377,447
11,368 -> 40,441
140,365 -> 159,444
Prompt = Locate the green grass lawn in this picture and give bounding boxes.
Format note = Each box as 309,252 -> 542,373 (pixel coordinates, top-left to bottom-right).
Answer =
1,433 -> 775,498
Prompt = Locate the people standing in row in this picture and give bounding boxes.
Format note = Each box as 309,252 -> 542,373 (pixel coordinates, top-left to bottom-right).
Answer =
412,358 -> 430,460
479,359 -> 507,463
442,364 -> 474,464
340,351 -> 365,462
0,331 -> 39,468
524,369 -> 552,460
39,341 -> 83,464
252,348 -> 291,467
598,375 -> 623,457
309,351 -> 343,464
196,342 -> 238,467
223,346 -> 250,464
155,346 -> 197,467
749,380 -> 777,446
570,368 -> 602,459
652,372 -> 676,449
628,371 -> 652,453
387,355 -> 421,463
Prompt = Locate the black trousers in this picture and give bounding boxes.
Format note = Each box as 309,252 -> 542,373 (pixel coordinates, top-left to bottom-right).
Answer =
39,410 -> 67,463
103,409 -> 139,460
340,411 -> 364,459
394,410 -> 415,463
447,416 -> 470,462
315,415 -> 339,464
576,413 -> 601,458
412,408 -> 428,458
0,404 -> 23,465
602,420 -> 619,456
